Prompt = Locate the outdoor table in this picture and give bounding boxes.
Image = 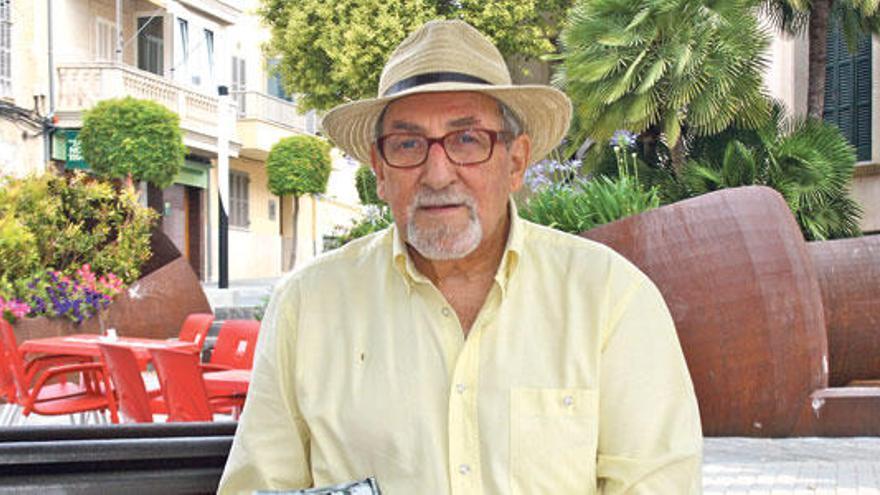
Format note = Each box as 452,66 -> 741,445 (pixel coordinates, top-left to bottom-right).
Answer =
202,369 -> 251,397
19,334 -> 199,369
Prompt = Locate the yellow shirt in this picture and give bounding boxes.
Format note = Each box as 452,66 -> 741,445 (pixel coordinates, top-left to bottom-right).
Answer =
219,212 -> 703,495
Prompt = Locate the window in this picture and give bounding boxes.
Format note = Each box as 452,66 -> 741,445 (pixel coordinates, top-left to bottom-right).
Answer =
231,56 -> 246,116
824,21 -> 872,161
95,17 -> 115,62
203,29 -> 214,87
0,0 -> 11,98
137,16 -> 164,75
266,58 -> 291,101
229,171 -> 250,228
176,18 -> 189,82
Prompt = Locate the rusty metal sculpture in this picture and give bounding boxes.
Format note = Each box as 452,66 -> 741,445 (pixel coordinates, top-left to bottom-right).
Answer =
808,237 -> 880,387
15,228 -> 212,341
583,186 -> 830,436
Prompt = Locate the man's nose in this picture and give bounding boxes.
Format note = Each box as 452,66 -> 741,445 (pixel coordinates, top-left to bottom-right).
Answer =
420,141 -> 457,189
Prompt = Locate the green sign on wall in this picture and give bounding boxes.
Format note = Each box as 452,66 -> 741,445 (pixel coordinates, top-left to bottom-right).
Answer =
64,130 -> 88,170
54,129 -> 209,189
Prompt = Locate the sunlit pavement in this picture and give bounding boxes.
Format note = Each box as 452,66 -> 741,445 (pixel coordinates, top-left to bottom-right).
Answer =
704,437 -> 880,494
4,413 -> 880,493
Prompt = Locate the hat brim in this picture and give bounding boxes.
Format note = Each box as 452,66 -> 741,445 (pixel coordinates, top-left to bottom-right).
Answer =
321,82 -> 572,167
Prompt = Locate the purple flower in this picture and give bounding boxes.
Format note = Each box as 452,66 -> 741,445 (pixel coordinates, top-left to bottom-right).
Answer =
610,130 -> 637,149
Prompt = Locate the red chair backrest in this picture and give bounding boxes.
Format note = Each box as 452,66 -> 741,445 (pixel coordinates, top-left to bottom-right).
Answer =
98,343 -> 153,423
210,320 -> 260,370
150,347 -> 213,422
0,320 -> 27,403
177,313 -> 214,349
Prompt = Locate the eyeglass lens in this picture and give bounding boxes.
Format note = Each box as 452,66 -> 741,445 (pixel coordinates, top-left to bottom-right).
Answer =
382,129 -> 494,167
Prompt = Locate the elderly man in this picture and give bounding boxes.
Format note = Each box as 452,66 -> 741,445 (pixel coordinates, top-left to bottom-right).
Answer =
219,20 -> 702,495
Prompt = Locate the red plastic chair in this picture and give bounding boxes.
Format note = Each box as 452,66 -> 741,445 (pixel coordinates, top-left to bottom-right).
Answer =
97,343 -> 156,423
203,320 -> 260,371
0,320 -> 118,424
150,347 -> 244,422
175,313 -> 214,349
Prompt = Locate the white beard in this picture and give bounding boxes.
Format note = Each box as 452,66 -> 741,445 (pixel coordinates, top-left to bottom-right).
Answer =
406,188 -> 482,260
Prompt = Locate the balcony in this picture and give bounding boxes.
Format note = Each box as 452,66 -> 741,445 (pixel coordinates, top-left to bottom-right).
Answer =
55,63 -> 239,156
232,91 -> 317,160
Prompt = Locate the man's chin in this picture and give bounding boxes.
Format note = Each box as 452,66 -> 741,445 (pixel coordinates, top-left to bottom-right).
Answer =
406,225 -> 483,261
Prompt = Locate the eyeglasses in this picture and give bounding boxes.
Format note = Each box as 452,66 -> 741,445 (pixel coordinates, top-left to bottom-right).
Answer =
376,128 -> 514,169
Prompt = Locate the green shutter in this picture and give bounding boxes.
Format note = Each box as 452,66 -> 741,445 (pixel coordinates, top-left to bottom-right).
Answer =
824,23 -> 872,161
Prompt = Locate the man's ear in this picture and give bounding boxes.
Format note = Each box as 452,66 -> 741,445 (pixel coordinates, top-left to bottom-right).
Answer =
507,134 -> 531,193
370,145 -> 387,201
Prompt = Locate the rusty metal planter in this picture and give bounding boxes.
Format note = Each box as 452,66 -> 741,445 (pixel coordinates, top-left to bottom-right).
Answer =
582,186 -> 828,436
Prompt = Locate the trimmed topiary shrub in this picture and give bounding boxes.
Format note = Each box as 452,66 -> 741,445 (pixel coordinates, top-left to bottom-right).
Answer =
267,135 -> 332,268
79,97 -> 185,188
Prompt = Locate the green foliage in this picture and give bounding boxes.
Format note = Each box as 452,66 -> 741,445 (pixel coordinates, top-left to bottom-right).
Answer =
79,97 -> 185,188
558,0 -> 771,151
675,112 -> 862,240
266,135 -> 332,197
259,0 -> 572,111
0,173 -> 157,292
518,152 -> 660,233
762,0 -> 880,49
326,206 -> 394,249
355,165 -> 384,206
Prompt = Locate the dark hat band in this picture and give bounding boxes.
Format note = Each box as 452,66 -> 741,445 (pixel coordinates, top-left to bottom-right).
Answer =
383,72 -> 490,97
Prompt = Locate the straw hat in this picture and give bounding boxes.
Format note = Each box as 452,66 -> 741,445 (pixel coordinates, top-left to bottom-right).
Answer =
321,19 -> 572,166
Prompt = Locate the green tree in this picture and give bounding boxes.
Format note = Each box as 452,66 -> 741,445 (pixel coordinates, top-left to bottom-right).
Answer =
267,135 -> 332,268
558,0 -> 771,169
79,97 -> 185,219
761,0 -> 880,118
355,165 -> 384,206
259,0 -> 572,111
673,109 -> 862,240
0,173 -> 157,288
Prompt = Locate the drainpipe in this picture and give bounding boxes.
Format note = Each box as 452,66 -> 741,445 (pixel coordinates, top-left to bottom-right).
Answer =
115,0 -> 123,63
45,0 -> 54,164
217,86 -> 230,289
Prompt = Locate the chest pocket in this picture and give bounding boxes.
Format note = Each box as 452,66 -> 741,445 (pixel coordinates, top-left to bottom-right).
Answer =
510,388 -> 598,494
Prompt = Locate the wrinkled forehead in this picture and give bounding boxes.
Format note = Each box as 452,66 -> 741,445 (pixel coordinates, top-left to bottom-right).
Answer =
379,91 -> 503,132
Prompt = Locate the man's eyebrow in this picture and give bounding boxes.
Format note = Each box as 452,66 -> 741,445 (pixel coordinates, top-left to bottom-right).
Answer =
389,120 -> 424,132
448,116 -> 480,128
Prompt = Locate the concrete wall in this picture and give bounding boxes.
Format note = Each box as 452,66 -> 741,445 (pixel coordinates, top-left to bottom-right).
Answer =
0,0 -> 48,177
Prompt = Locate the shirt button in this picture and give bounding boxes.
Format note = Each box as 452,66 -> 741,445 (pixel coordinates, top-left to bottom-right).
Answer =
563,395 -> 574,407
458,464 -> 471,475
441,307 -> 452,317
456,383 -> 467,394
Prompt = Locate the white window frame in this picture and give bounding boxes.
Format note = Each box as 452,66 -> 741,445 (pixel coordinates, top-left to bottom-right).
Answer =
95,17 -> 115,62
0,0 -> 11,99
229,170 -> 250,228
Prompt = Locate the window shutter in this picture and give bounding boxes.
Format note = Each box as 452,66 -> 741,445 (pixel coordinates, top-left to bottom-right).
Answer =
824,22 -> 872,161
854,34 -> 872,161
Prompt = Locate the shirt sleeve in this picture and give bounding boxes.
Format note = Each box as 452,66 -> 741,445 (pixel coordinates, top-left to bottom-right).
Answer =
217,278 -> 313,495
596,276 -> 703,494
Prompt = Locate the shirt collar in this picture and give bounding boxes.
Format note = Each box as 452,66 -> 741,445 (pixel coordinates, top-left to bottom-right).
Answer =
391,199 -> 523,295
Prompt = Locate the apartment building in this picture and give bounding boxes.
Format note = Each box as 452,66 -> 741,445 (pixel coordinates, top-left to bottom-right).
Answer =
0,0 -> 362,282
765,24 -> 880,233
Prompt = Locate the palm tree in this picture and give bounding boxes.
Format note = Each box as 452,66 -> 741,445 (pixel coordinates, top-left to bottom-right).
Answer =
557,0 -> 772,170
679,107 -> 863,240
761,0 -> 880,119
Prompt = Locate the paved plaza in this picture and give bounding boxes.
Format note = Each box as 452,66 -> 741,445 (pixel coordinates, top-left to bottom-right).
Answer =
704,437 -> 880,494
5,408 -> 880,494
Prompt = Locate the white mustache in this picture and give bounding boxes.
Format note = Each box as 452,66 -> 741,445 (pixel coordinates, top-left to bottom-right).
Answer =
413,189 -> 476,209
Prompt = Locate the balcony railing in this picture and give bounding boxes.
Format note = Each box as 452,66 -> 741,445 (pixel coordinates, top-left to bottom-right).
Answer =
231,90 -> 314,134
56,63 -> 231,137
